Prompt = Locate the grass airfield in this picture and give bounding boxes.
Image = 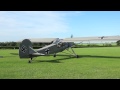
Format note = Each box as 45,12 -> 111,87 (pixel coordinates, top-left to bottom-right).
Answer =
1,47 -> 120,79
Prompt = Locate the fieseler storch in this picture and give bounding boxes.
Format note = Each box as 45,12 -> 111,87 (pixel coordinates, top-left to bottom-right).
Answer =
18,35 -> 120,63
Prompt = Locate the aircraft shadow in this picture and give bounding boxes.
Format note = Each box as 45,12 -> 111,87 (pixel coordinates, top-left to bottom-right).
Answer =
0,53 -> 18,58
35,54 -> 120,63
10,53 -> 120,59
79,55 -> 120,59
35,57 -> 75,63
0,56 -> 3,58
50,54 -> 120,59
10,53 -> 19,55
9,53 -> 120,63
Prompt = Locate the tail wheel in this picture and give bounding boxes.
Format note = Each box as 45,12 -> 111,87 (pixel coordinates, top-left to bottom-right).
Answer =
28,58 -> 32,63
53,54 -> 56,57
76,55 -> 79,58
28,60 -> 31,63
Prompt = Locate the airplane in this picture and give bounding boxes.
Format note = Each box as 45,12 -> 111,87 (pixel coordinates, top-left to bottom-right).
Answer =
98,36 -> 107,39
18,35 -> 120,63
19,38 -> 78,63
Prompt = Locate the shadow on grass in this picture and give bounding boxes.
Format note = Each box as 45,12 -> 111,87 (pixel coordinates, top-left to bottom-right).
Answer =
35,54 -> 120,63
10,53 -> 120,59
79,55 -> 120,59
2,53 -> 18,58
0,53 -> 19,58
46,54 -> 120,59
35,56 -> 75,63
0,56 -> 3,58
10,53 -> 19,55
10,53 -> 120,63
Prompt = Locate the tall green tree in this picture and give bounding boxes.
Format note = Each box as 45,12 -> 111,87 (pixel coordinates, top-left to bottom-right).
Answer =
116,40 -> 120,46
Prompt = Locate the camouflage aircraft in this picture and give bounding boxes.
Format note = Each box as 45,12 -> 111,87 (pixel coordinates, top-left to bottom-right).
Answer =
19,35 -> 120,63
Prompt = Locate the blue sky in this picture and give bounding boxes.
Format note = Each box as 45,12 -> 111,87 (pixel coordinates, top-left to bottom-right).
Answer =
0,11 -> 120,42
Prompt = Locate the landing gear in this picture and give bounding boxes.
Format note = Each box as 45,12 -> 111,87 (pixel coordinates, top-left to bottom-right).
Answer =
28,58 -> 32,63
65,47 -> 79,58
76,55 -> 79,58
53,53 -> 56,57
28,60 -> 31,63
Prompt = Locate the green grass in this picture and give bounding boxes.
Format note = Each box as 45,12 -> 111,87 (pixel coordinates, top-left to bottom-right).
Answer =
1,47 -> 120,79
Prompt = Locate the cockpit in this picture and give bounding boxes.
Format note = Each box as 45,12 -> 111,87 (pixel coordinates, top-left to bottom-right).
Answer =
52,38 -> 65,47
52,38 -> 62,44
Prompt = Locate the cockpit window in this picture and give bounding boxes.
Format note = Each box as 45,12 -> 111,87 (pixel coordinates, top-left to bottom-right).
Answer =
52,38 -> 60,44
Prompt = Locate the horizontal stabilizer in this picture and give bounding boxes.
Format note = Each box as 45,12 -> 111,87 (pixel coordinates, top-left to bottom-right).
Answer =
32,53 -> 45,56
29,46 -> 45,56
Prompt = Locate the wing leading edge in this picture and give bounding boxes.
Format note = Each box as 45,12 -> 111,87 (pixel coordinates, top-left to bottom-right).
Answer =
62,36 -> 120,42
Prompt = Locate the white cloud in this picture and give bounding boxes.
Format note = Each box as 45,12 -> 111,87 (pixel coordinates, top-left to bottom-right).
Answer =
0,11 -> 70,42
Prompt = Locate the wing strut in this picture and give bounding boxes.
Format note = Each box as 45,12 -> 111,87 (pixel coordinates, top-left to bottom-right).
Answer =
66,47 -> 79,58
28,57 -> 32,63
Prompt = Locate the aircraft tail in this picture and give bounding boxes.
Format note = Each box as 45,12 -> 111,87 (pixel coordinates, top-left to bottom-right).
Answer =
19,39 -> 36,58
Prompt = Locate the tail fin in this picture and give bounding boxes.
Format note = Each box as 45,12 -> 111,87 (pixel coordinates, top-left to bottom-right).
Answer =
19,39 -> 36,58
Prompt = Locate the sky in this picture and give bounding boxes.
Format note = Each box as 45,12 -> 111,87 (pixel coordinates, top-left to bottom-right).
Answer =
0,11 -> 120,42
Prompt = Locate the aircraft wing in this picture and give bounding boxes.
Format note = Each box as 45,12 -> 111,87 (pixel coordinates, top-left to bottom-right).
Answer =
17,38 -> 58,43
62,36 -> 120,42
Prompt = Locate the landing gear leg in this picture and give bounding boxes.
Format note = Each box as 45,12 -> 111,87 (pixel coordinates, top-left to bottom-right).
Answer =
70,47 -> 79,58
76,55 -> 79,58
28,58 -> 32,63
66,47 -> 79,58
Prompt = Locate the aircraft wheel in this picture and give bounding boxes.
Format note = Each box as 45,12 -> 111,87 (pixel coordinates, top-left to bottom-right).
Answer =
76,55 -> 79,58
28,60 -> 31,63
53,55 -> 56,57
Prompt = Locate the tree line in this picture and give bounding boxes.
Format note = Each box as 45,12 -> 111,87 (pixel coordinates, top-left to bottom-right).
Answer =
0,40 -> 120,49
0,42 -> 51,49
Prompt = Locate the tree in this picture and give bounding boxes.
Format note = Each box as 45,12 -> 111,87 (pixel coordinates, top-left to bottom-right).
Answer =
10,42 -> 17,46
116,40 -> 120,46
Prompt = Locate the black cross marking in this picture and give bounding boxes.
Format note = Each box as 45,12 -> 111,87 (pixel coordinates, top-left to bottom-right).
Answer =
21,45 -> 27,53
45,48 -> 50,54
